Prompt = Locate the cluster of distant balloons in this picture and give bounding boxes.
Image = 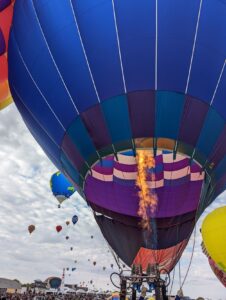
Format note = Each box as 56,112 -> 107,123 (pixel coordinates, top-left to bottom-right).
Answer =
28,171 -> 78,235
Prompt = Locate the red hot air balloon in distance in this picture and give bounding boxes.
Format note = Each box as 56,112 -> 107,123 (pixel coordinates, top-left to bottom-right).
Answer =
56,225 -> 62,233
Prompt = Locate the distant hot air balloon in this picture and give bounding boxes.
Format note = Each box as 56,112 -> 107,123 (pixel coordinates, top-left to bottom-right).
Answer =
103,267 -> 106,271
93,261 -> 96,266
56,225 -> 62,233
66,236 -> 69,240
91,235 -> 93,239
90,280 -> 93,284
66,268 -> 69,271
28,225 -> 35,234
72,215 -> 78,225
74,260 -> 77,264
66,221 -> 70,226
72,267 -> 76,272
202,206 -> 226,273
88,259 -> 90,262
0,0 -> 14,110
9,0 -> 226,274
50,172 -> 75,207
70,247 -> 73,251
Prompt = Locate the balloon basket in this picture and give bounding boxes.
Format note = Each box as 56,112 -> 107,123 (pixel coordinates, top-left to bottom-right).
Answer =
111,264 -> 170,300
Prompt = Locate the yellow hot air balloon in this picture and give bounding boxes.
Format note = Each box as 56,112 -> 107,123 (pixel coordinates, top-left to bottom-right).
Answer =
201,206 -> 226,272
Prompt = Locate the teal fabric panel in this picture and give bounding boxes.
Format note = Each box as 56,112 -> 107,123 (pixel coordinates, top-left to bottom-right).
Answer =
197,108 -> 224,157
67,117 -> 96,160
101,95 -> 132,143
155,91 -> 185,139
214,156 -> 226,181
61,152 -> 80,185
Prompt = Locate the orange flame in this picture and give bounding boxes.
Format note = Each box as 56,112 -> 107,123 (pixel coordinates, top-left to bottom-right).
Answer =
136,150 -> 158,230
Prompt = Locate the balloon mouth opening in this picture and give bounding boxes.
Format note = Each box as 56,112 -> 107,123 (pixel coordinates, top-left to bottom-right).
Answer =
84,148 -> 205,219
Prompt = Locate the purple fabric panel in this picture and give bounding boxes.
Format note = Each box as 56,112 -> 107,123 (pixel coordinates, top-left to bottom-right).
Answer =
127,90 -> 155,138
81,104 -> 112,150
0,0 -> 10,11
155,154 -> 163,164
179,96 -> 209,146
93,165 -> 113,175
113,177 -> 135,186
84,176 -> 203,218
0,28 -> 6,55
96,156 -> 114,165
62,134 -> 84,171
164,175 -> 190,186
91,201 -> 197,227
163,158 -> 189,171
114,161 -> 137,172
190,162 -> 202,172
147,172 -> 164,181
93,156 -> 114,175
208,125 -> 226,168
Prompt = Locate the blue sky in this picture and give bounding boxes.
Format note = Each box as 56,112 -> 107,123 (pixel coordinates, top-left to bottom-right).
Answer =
0,104 -> 225,299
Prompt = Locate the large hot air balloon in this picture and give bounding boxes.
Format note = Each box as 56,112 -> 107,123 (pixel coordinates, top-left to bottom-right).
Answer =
50,172 -> 75,207
8,0 -> 226,274
201,240 -> 226,288
28,225 -> 35,234
201,206 -> 226,273
0,0 -> 14,110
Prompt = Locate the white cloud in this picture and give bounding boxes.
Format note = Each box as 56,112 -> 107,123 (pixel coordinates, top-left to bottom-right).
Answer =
0,104 -> 225,298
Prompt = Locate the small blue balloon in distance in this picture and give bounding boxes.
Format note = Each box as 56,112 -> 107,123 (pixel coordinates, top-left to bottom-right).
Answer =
72,215 -> 78,225
72,267 -> 76,272
50,171 -> 76,205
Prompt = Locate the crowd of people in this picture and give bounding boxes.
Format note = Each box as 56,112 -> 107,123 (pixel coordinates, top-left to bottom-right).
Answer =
0,292 -> 109,300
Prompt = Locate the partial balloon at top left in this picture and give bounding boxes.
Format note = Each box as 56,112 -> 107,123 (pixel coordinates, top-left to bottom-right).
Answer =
0,0 -> 14,110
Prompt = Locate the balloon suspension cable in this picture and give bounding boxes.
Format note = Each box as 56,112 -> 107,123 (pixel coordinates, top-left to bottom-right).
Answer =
92,209 -> 123,274
179,260 -> 181,288
109,244 -> 122,271
169,266 -> 175,296
177,165 -> 207,291
180,224 -> 197,289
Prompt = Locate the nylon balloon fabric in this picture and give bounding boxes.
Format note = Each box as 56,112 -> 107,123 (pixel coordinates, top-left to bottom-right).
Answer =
8,0 -> 226,272
202,206 -> 226,273
50,172 -> 75,205
0,0 -> 14,109
209,258 -> 226,288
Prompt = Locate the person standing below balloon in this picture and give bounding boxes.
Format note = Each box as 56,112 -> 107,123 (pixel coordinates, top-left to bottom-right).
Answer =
139,286 -> 147,300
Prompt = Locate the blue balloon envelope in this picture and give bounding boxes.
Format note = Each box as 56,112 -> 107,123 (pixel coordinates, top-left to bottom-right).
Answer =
8,0 -> 226,273
50,172 -> 75,205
